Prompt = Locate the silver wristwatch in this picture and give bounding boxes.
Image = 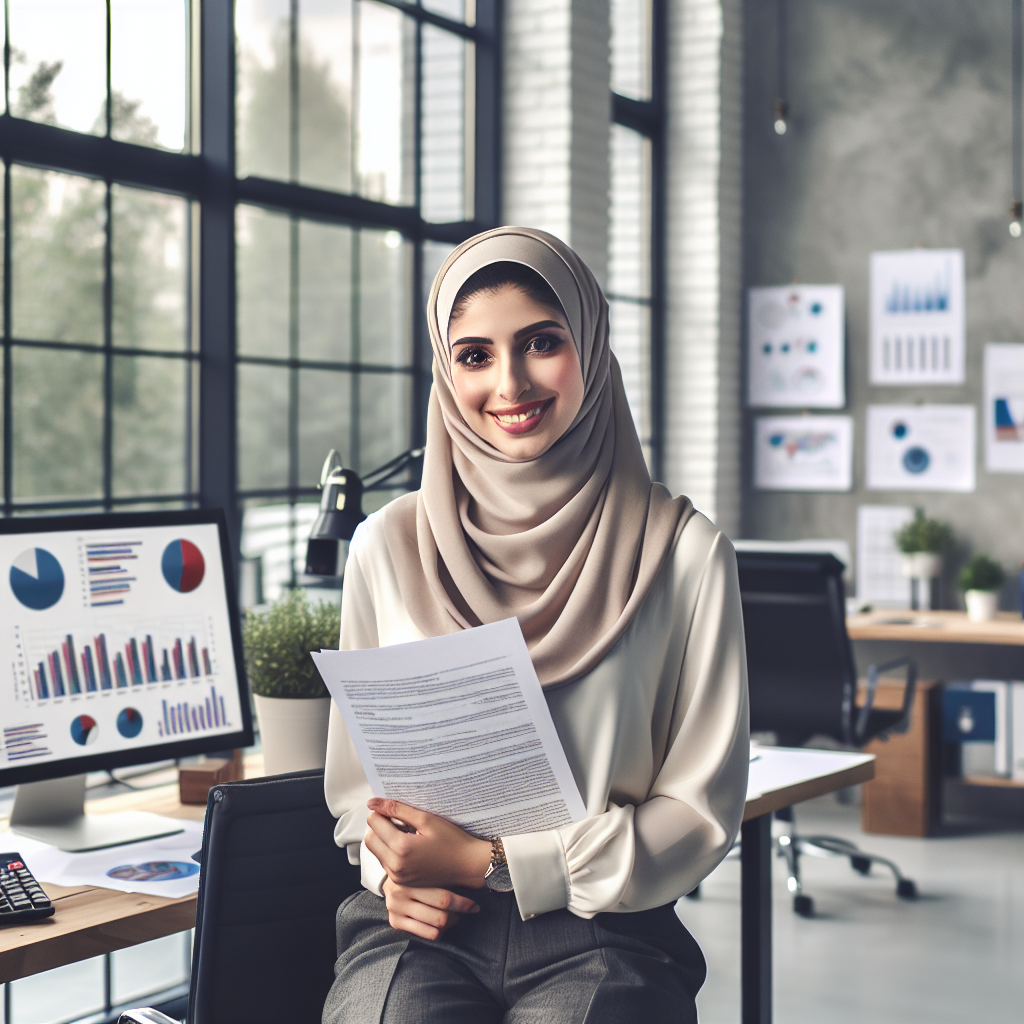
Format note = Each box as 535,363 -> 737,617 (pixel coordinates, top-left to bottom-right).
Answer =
484,837 -> 514,892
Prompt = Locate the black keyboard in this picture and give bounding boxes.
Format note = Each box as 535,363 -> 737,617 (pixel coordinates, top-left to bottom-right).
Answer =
0,853 -> 55,923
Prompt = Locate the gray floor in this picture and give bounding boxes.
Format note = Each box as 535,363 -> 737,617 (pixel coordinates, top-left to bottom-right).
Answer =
677,795 -> 1024,1024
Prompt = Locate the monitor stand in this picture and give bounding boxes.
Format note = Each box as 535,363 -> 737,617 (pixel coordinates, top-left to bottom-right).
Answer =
10,774 -> 185,852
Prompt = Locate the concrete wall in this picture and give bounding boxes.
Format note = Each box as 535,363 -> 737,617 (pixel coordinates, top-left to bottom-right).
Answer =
741,0 -> 1024,610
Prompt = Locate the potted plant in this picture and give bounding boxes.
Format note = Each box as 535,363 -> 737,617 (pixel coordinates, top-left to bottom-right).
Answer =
958,555 -> 1005,623
894,509 -> 953,610
243,589 -> 339,776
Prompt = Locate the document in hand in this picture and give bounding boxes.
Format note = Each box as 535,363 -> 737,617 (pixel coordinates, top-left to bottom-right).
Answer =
311,618 -> 586,839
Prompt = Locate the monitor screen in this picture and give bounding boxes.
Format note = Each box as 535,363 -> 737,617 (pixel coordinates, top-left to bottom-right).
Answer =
1,510 -> 253,787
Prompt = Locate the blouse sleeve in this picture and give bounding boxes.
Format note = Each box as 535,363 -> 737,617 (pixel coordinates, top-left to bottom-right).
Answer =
502,532 -> 750,920
323,528 -> 389,896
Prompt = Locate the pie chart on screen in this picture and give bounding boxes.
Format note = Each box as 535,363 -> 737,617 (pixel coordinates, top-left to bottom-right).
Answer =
10,548 -> 65,610
161,539 -> 205,593
71,715 -> 99,746
117,707 -> 143,739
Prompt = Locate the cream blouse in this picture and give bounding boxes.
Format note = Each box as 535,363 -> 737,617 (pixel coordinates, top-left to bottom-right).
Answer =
324,504 -> 750,922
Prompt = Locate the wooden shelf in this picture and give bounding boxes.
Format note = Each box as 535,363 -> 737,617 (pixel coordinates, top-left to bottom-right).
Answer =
960,775 -> 1024,790
847,610 -> 1024,647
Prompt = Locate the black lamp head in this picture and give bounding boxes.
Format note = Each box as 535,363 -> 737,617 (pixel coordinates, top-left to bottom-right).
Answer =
304,450 -> 367,577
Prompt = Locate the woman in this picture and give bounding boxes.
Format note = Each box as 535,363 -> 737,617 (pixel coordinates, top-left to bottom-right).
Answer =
323,226 -> 748,1024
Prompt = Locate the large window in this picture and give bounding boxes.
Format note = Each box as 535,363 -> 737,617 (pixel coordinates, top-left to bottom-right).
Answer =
0,0 -> 500,605
609,0 -> 663,475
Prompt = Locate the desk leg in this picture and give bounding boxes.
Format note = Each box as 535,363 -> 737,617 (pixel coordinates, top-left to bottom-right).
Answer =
741,813 -> 772,1024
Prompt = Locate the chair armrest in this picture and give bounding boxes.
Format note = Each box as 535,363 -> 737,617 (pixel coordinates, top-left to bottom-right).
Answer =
854,656 -> 918,746
117,1009 -> 180,1024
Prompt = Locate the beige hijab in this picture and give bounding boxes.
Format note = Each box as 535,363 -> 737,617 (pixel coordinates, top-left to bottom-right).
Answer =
381,226 -> 693,688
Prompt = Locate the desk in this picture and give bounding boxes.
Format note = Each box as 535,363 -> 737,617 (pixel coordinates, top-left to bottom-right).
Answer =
1,750 -> 871,1024
740,747 -> 875,1024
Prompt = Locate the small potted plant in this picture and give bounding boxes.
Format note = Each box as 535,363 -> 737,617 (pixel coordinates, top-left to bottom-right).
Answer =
243,589 -> 339,776
894,509 -> 953,610
958,555 -> 1005,623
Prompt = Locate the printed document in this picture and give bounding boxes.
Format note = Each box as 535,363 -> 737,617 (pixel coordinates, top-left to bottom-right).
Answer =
311,618 -> 586,839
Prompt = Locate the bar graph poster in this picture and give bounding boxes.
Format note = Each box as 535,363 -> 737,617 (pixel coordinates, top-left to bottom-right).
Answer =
866,405 -> 976,492
856,505 -> 914,607
870,249 -> 965,385
753,416 -> 853,491
984,344 -> 1024,473
747,285 -> 845,408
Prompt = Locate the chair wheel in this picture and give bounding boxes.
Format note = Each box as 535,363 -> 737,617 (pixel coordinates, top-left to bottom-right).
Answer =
896,879 -> 917,900
851,855 -> 871,875
793,894 -> 814,917
684,885 -> 700,900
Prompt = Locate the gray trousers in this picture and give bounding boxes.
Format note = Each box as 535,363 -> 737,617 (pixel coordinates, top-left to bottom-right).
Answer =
323,888 -> 705,1024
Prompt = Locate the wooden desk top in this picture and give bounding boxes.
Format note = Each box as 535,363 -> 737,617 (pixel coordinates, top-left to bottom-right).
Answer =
1,749 -> 871,984
847,610 -> 1024,647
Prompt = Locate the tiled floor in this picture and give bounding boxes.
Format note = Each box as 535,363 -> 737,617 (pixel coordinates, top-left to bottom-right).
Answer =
677,795 -> 1024,1023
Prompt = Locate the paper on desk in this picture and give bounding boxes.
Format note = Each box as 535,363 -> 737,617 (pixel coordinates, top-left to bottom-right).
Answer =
14,819 -> 204,899
311,618 -> 586,839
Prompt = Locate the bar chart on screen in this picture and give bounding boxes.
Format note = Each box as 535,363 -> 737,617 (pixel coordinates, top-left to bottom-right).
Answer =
81,538 -> 142,607
157,684 -> 232,737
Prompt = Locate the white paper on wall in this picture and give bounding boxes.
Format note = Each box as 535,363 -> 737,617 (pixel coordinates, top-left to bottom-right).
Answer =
753,415 -> 853,491
866,405 -> 976,492
984,344 -> 1024,473
856,504 -> 914,607
747,285 -> 845,408
870,249 -> 965,385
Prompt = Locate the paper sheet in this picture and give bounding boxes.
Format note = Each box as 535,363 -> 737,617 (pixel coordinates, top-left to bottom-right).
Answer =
312,619 -> 586,839
984,344 -> 1024,473
866,405 -> 975,492
0,818 -> 203,899
856,505 -> 913,607
747,285 -> 845,408
753,415 -> 853,491
870,249 -> 965,385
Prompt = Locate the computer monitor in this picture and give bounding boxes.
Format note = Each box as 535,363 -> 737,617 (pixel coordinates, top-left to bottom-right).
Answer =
1,509 -> 253,850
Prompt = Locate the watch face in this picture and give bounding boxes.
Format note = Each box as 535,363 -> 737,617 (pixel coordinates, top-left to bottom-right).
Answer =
485,864 -> 514,892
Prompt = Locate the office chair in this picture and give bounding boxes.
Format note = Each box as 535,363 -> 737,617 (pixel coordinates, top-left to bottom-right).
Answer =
122,769 -> 361,1024
737,551 -> 920,917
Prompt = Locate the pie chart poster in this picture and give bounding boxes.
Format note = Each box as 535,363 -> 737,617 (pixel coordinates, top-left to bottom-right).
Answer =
866,405 -> 976,492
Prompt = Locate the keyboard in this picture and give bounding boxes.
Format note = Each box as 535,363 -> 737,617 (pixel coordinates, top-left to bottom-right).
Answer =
0,853 -> 55,923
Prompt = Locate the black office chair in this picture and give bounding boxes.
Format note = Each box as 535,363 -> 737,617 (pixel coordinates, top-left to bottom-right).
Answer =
737,551 -> 920,917
121,769 -> 361,1024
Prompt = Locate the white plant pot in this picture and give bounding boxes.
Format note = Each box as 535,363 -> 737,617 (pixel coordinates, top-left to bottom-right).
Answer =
253,695 -> 331,777
901,552 -> 943,579
964,589 -> 999,623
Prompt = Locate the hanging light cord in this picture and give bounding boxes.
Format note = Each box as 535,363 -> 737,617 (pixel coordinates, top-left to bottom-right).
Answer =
1012,0 -> 1022,236
774,0 -> 788,135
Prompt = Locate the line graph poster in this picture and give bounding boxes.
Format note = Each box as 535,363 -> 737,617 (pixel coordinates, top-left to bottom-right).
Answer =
984,344 -> 1024,473
866,405 -> 975,492
870,249 -> 965,385
753,416 -> 853,491
747,285 -> 845,408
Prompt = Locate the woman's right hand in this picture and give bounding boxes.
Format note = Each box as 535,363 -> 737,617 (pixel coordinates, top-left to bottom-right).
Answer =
381,877 -> 480,941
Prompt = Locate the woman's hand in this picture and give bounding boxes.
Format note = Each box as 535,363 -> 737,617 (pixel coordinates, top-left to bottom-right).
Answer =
381,878 -> 480,941
364,797 -> 492,890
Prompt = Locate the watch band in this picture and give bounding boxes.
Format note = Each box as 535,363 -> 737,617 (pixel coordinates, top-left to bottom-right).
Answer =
484,837 -> 514,892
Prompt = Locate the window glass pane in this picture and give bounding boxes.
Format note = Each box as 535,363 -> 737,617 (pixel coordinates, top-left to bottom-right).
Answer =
611,0 -> 651,102
238,363 -> 289,489
421,26 -> 467,223
299,220 -> 353,363
12,167 -> 105,345
236,0 -> 291,181
357,373 -> 412,476
112,185 -> 189,352
110,933 -> 190,1005
7,957 -> 105,1024
112,355 -> 189,497
608,298 -> 650,444
357,1 -> 415,204
241,500 -> 321,602
237,205 -> 290,357
110,0 -> 188,150
12,347 -> 104,501
299,368 -> 352,485
608,124 -> 650,300
422,0 -> 467,24
8,0 -> 107,134
299,0 -> 355,192
359,230 -> 412,367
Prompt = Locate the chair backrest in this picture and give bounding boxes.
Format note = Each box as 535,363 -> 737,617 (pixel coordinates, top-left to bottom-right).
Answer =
188,769 -> 361,1024
737,551 -> 857,747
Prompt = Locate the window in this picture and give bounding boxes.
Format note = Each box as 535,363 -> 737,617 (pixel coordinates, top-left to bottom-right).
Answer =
0,0 -> 500,606
609,0 -> 663,475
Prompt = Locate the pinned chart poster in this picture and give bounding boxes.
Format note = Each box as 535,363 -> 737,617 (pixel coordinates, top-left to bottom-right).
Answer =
747,285 -> 845,408
984,344 -> 1024,473
753,416 -> 853,491
870,249 -> 965,385
856,505 -> 914,607
866,405 -> 975,492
